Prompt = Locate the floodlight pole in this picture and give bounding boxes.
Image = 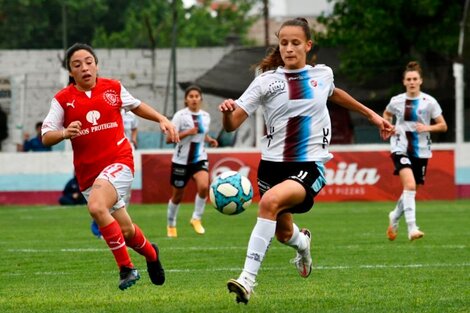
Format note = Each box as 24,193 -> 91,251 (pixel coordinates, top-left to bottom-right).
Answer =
171,0 -> 178,117
454,0 -> 469,145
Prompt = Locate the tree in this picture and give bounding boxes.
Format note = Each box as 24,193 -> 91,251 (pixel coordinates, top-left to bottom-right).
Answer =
0,0 -> 259,49
316,0 -> 465,83
92,0 -> 259,48
0,0 -> 112,49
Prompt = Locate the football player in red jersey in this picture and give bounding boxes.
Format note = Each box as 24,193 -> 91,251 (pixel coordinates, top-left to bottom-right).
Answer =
42,43 -> 179,290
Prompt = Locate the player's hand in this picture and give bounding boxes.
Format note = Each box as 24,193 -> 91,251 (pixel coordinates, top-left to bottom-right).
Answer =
219,99 -> 237,113
369,113 -> 395,140
160,117 -> 179,143
208,138 -> 218,147
415,122 -> 427,133
64,121 -> 82,139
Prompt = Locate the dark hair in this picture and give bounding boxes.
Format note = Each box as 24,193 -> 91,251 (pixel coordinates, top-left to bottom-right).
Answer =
257,17 -> 312,72
403,61 -> 422,78
184,85 -> 202,98
183,85 -> 203,107
65,43 -> 98,85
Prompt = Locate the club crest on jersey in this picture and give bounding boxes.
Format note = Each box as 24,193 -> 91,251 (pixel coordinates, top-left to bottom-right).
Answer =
268,80 -> 286,96
310,79 -> 318,88
103,89 -> 119,106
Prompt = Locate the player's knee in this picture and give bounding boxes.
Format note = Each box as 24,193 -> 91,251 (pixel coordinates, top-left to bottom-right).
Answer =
87,201 -> 107,219
258,192 -> 280,216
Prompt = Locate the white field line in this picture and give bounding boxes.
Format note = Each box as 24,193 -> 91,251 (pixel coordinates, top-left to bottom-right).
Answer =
3,263 -> 470,276
6,243 -> 467,253
4,247 -> 470,276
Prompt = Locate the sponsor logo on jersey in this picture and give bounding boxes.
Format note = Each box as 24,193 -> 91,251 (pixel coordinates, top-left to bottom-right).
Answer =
103,89 -> 119,106
72,110 -> 119,138
86,110 -> 101,125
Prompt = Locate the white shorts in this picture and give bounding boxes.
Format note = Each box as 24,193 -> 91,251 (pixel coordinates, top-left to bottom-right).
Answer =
82,163 -> 133,213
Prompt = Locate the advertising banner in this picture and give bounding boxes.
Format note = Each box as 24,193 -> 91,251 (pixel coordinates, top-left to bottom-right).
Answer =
142,150 -> 455,203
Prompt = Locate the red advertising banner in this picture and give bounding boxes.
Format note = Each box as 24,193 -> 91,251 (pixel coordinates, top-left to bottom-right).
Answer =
142,150 -> 455,203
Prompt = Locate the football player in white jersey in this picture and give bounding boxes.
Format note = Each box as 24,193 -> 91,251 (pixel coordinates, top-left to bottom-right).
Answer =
166,85 -> 218,237
383,61 -> 447,241
219,17 -> 394,304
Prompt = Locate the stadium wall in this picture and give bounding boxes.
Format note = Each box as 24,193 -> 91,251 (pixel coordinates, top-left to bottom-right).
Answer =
0,143 -> 468,205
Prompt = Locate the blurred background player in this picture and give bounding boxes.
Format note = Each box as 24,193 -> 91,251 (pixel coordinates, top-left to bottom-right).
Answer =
219,17 -> 394,304
58,174 -> 86,205
122,110 -> 138,150
166,85 -> 218,237
20,121 -> 52,152
383,61 -> 447,241
42,42 -> 179,290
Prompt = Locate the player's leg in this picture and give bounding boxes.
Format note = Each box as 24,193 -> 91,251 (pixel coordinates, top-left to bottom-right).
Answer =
113,208 -> 165,286
190,169 -> 209,234
277,213 -> 312,278
85,177 -> 138,290
398,167 -> 423,240
228,179 -> 306,304
167,187 -> 184,237
167,163 -> 188,237
387,153 -> 408,240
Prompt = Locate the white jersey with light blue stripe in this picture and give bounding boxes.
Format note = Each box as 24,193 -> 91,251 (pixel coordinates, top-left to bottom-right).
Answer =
386,92 -> 442,158
236,64 -> 335,162
171,107 -> 211,165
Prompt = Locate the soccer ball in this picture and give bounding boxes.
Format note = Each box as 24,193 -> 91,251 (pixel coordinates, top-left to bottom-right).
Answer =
209,170 -> 253,215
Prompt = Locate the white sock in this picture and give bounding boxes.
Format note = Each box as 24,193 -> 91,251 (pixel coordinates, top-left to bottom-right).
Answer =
402,190 -> 418,233
167,200 -> 180,227
192,194 -> 206,220
285,224 -> 308,251
390,193 -> 404,226
241,217 -> 276,281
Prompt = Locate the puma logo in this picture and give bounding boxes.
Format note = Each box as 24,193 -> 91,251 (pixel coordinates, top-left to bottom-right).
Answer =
66,100 -> 75,108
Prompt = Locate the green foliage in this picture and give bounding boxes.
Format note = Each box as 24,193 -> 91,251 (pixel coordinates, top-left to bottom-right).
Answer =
0,0 -> 259,49
0,200 -> 469,312
317,0 -> 464,82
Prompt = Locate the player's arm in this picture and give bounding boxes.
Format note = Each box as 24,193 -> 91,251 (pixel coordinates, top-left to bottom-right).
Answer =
132,102 -> 179,143
205,134 -> 218,147
383,110 -> 394,124
329,87 -> 394,140
416,115 -> 447,133
219,99 -> 248,132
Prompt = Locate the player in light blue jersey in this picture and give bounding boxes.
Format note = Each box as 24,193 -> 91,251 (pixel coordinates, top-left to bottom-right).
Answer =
166,85 -> 218,237
383,61 -> 447,241
220,17 -> 395,305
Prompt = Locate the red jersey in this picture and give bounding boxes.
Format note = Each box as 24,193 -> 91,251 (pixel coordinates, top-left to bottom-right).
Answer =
48,78 -> 135,190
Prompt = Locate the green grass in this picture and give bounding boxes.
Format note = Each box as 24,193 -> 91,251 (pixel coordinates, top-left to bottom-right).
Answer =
0,200 -> 469,313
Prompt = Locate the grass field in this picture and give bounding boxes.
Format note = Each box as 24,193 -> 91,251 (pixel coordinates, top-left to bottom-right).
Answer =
0,200 -> 468,313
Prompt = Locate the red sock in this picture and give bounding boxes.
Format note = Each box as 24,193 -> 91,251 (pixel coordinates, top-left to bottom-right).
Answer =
126,224 -> 157,262
99,220 -> 134,269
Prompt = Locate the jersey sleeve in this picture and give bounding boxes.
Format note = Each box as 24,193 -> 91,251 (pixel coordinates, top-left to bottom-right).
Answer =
235,77 -> 263,116
430,97 -> 443,119
385,96 -> 398,115
42,98 -> 65,135
120,84 -> 141,111
171,111 -> 183,130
